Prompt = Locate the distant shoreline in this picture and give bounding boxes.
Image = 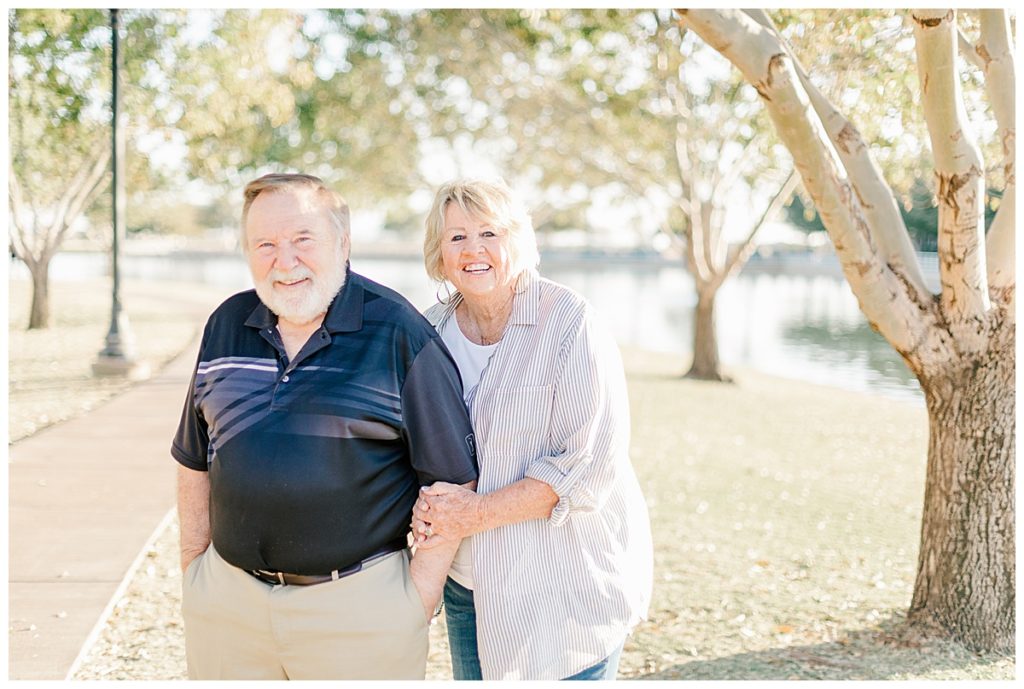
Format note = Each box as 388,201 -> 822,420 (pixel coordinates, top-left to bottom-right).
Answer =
16,245 -> 941,282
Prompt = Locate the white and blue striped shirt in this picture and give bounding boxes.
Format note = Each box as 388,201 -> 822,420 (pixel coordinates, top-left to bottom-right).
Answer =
425,269 -> 653,680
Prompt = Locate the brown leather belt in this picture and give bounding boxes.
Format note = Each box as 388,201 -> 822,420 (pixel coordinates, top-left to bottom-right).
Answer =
247,545 -> 403,587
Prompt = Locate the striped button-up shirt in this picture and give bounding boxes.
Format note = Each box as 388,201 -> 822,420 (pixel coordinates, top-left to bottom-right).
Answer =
425,269 -> 653,680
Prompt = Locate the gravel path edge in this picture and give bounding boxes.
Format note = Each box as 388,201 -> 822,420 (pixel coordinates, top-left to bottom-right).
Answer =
65,507 -> 177,679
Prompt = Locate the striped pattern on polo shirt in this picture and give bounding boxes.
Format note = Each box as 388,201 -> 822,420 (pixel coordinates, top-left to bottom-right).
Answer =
172,271 -> 477,575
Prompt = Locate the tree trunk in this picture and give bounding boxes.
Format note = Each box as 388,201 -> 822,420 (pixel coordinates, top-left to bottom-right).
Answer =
685,286 -> 729,382
910,322 -> 1015,652
27,257 -> 52,330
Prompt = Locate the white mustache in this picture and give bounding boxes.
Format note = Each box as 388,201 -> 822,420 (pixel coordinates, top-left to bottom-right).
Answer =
268,267 -> 314,283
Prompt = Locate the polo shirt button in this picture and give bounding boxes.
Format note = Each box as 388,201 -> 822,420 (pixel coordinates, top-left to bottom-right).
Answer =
282,375 -> 290,382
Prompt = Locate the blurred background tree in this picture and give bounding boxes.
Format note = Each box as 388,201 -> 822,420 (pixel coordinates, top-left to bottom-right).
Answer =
9,9 -> 190,328
10,9 -> 115,328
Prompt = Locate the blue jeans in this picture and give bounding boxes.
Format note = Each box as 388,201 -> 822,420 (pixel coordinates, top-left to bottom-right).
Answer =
443,577 -> 483,680
442,577 -> 623,681
564,643 -> 623,681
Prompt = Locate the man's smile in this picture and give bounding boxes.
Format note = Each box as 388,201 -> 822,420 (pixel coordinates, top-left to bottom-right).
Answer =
275,277 -> 311,288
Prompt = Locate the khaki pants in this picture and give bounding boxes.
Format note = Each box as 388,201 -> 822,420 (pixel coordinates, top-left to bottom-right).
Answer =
181,545 -> 428,680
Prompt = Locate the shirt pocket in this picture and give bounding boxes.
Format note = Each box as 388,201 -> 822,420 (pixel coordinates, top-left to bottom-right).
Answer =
476,384 -> 553,467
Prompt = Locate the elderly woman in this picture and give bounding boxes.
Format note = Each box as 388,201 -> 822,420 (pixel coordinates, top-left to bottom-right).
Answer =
413,178 -> 653,680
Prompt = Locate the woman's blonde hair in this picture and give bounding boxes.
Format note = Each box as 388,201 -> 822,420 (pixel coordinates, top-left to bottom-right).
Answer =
423,178 -> 539,284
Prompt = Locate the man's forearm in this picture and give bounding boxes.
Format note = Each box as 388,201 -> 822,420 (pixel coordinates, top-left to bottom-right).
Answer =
409,535 -> 460,621
409,478 -> 475,618
177,464 -> 211,572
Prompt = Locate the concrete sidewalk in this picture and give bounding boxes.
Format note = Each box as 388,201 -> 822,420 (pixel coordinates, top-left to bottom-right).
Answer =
8,339 -> 200,680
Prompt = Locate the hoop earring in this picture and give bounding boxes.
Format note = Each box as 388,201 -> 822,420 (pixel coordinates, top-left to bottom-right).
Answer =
435,281 -> 454,305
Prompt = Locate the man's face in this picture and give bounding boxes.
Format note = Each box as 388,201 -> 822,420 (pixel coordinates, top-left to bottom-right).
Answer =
245,188 -> 349,328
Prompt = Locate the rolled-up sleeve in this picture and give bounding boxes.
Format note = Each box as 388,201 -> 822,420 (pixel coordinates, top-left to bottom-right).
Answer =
524,307 -> 630,526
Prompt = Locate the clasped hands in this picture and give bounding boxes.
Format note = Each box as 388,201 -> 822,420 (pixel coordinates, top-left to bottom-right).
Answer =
411,481 -> 484,549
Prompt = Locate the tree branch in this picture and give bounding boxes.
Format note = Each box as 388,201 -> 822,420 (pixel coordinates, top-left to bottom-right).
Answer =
8,170 -> 33,262
659,212 -> 699,279
47,145 -> 106,249
743,8 -> 933,304
976,10 -> 1015,310
977,10 -> 1015,184
675,135 -> 710,283
708,201 -> 728,273
696,198 -> 717,272
26,184 -> 46,261
719,169 -> 800,286
664,76 -> 695,194
61,149 -> 111,239
711,133 -> 765,207
912,9 -> 989,327
984,192 -> 1014,314
676,8 -> 933,360
958,28 -> 985,71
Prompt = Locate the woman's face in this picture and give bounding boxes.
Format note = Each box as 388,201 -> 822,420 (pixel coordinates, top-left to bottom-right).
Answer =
440,203 -> 515,301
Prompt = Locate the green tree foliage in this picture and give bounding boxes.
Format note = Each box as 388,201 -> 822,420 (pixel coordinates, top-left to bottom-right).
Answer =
158,9 -> 425,207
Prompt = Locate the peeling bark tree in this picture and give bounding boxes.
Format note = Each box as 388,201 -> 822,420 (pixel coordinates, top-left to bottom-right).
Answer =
677,8 -> 1014,652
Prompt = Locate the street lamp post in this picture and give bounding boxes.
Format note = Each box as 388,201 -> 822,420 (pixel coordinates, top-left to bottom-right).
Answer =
93,8 -> 148,379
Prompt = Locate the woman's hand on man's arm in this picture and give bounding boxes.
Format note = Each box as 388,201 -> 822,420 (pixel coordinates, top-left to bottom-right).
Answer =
408,479 -> 476,620
412,477 -> 558,549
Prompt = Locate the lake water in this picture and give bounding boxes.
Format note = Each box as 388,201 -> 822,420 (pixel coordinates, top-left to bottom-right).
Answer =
10,251 -> 923,404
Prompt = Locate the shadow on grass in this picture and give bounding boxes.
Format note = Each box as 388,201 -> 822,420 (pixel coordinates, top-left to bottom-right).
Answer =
635,613 -> 1012,680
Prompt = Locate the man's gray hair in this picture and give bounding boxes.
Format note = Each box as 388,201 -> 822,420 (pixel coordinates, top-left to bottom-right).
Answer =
240,173 -> 350,252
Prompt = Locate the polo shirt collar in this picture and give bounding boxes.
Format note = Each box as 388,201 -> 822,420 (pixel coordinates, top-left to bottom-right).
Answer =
243,263 -> 363,333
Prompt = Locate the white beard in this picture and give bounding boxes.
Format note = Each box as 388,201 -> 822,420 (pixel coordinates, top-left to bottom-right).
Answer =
253,247 -> 348,326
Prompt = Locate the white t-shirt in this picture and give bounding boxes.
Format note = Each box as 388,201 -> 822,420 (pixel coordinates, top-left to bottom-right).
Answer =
439,315 -> 499,590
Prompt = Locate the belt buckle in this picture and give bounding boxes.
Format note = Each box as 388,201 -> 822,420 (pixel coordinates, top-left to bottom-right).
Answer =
255,569 -> 286,586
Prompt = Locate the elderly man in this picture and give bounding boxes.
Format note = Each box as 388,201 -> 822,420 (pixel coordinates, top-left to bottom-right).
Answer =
171,173 -> 477,680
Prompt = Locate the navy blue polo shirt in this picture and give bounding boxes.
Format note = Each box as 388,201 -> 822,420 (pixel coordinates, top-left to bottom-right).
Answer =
172,269 -> 478,574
